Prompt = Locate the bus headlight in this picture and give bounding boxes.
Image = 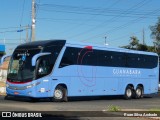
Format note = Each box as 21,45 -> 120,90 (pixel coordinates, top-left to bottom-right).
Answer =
26,82 -> 40,89
26,85 -> 32,89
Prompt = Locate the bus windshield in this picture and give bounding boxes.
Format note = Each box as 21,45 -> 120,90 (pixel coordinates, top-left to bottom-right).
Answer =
7,49 -> 41,82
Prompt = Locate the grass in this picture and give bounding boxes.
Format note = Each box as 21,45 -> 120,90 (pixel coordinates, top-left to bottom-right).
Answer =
108,105 -> 121,112
149,108 -> 160,112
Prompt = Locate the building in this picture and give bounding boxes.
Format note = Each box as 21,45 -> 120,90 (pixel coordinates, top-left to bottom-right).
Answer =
0,44 -> 6,95
0,44 -> 5,63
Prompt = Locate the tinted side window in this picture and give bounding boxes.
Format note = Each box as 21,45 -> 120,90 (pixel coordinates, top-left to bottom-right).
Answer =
127,54 -> 158,69
127,54 -> 141,68
59,47 -> 78,68
36,55 -> 53,79
60,47 -> 97,67
59,47 -> 158,69
113,52 -> 126,67
145,55 -> 158,68
81,50 -> 97,66
43,45 -> 63,68
97,50 -> 126,67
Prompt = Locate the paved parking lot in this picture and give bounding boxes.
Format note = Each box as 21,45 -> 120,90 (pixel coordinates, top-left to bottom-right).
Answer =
0,94 -> 160,120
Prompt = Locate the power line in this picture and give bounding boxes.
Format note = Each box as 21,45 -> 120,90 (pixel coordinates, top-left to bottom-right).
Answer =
81,8 -> 160,44
37,10 -> 160,19
67,0 -> 151,40
35,0 -> 41,19
38,2 -> 155,13
0,27 -> 31,34
37,0 -> 159,18
0,42 -> 22,45
20,0 -> 26,25
0,38 -> 26,41
38,8 -> 159,17
109,30 -> 142,43
37,0 -> 121,38
36,0 -> 155,43
0,26 -> 30,30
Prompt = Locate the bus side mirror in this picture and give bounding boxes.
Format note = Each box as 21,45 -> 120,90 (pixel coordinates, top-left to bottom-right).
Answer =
0,54 -> 11,65
32,52 -> 51,66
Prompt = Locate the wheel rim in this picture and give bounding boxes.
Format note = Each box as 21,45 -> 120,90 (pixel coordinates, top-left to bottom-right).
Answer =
54,89 -> 63,99
126,89 -> 132,97
136,88 -> 141,97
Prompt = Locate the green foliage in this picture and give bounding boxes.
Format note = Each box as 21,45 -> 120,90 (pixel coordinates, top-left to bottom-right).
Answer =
121,36 -> 140,50
137,44 -> 148,51
150,17 -> 160,53
150,108 -> 160,112
121,17 -> 160,54
121,36 -> 157,53
130,36 -> 139,49
147,46 -> 156,52
150,17 -> 160,43
108,105 -> 121,112
122,43 -> 156,53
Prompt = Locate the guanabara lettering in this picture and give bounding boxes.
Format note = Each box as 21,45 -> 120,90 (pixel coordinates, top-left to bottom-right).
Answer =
113,69 -> 141,75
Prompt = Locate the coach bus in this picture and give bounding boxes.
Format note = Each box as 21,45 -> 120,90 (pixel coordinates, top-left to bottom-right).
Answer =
5,40 -> 159,102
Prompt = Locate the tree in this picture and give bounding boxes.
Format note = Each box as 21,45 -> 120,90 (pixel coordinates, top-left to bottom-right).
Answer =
121,36 -> 139,50
150,17 -> 160,53
129,36 -> 139,49
137,44 -> 148,51
121,36 -> 156,52
147,46 -> 155,52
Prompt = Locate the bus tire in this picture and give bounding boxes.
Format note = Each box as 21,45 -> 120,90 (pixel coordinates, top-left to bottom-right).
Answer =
54,85 -> 68,102
134,86 -> 143,99
124,86 -> 133,100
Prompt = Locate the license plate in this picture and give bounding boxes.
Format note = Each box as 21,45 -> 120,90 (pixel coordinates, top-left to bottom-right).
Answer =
14,92 -> 19,95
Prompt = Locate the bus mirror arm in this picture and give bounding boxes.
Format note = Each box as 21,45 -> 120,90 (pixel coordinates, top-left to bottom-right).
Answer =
0,54 -> 11,65
32,52 -> 51,66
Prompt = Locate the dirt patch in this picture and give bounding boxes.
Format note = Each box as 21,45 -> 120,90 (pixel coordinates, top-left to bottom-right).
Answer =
0,81 -> 6,95
0,81 -> 5,87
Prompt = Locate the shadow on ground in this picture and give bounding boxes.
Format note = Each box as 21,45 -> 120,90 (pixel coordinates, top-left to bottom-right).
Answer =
2,93 -> 156,103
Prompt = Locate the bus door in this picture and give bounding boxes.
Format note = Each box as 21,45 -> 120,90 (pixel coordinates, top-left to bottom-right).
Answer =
34,54 -> 52,97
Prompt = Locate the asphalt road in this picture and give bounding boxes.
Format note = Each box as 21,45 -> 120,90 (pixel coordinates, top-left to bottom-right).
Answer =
0,94 -> 160,120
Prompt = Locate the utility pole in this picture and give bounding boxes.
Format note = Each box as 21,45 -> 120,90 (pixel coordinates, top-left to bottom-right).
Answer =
26,25 -> 29,42
105,36 -> 107,45
3,33 -> 5,45
20,25 -> 22,44
3,38 -> 5,45
104,36 -> 108,45
142,28 -> 145,45
31,0 -> 36,41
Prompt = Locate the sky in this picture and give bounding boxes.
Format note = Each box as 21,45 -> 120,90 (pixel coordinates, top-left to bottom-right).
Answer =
0,0 -> 160,54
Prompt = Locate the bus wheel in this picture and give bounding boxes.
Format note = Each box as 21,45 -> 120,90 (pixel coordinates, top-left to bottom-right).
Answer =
135,86 -> 143,99
124,86 -> 133,100
54,85 -> 68,102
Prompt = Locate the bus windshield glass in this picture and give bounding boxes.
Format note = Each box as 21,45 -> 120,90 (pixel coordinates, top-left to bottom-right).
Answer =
7,49 -> 41,82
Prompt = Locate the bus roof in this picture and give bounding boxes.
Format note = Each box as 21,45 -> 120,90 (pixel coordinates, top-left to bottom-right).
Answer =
15,40 -> 158,56
16,40 -> 66,49
65,41 -> 158,56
